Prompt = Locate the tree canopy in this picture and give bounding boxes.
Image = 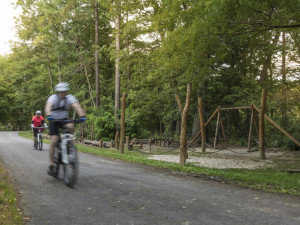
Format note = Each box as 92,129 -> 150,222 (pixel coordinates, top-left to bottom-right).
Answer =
0,0 -> 299,148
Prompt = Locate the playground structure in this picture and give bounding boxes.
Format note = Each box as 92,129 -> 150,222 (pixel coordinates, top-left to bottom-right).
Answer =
52,87 -> 300,165
72,103 -> 300,156
188,104 -> 300,151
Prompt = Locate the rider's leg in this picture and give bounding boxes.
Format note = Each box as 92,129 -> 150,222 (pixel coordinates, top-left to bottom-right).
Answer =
48,121 -> 60,166
65,123 -> 74,134
33,129 -> 37,146
49,135 -> 59,165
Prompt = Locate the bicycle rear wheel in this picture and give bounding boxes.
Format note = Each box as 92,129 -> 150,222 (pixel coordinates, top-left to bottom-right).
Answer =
63,141 -> 78,188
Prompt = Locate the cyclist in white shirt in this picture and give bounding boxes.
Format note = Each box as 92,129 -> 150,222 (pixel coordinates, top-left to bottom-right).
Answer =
45,82 -> 86,175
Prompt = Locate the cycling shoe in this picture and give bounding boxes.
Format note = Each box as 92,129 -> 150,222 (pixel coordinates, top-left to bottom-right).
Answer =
47,165 -> 54,176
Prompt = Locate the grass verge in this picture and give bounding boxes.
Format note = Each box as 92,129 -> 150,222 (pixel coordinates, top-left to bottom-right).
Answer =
19,131 -> 300,195
0,162 -> 25,224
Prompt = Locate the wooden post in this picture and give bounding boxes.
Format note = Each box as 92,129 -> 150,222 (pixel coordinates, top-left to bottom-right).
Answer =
99,139 -> 103,148
175,94 -> 183,118
91,123 -> 94,140
179,83 -> 192,165
81,123 -> 84,143
252,105 -> 259,136
247,107 -> 254,151
198,98 -> 206,153
110,139 -> 113,148
259,89 -> 267,159
129,138 -> 137,151
126,136 -> 130,151
214,107 -> 221,149
149,138 -> 152,151
120,92 -> 126,153
115,132 -> 119,149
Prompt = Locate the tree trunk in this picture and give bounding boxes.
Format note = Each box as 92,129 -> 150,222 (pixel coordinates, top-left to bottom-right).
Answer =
46,50 -> 54,93
281,31 -> 287,127
260,33 -> 280,84
191,114 -> 200,141
57,57 -> 62,82
79,53 -> 95,108
180,83 -> 192,165
120,93 -> 126,153
115,3 -> 121,132
125,10 -> 130,87
259,89 -> 267,159
95,0 -> 100,107
198,98 -> 206,153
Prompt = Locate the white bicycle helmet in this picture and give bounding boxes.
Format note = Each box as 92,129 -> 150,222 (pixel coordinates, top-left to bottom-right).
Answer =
35,110 -> 41,114
55,82 -> 70,92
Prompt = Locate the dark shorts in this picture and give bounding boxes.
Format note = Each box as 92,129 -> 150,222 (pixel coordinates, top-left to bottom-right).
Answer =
49,120 -> 66,136
33,128 -> 38,137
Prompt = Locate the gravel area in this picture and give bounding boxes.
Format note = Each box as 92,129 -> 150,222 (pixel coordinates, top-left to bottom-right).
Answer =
147,148 -> 278,169
148,155 -> 273,169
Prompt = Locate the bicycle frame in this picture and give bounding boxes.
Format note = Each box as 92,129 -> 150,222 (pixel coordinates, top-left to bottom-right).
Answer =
52,119 -> 82,187
59,132 -> 74,164
37,128 -> 43,142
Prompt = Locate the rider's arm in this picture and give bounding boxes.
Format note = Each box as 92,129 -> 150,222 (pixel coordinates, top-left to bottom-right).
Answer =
45,102 -> 53,116
71,101 -> 86,117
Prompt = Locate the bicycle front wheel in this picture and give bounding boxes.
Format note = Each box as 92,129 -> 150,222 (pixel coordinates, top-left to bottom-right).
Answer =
63,141 -> 78,188
38,134 -> 43,150
52,147 -> 61,179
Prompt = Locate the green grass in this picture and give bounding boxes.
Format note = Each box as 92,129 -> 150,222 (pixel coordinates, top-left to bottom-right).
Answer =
19,131 -> 300,195
0,162 -> 25,224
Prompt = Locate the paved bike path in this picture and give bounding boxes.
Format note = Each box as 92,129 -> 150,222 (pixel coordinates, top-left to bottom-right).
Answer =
0,131 -> 299,225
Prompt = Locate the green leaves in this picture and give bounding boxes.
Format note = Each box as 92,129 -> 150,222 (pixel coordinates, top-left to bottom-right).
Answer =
0,0 -> 299,145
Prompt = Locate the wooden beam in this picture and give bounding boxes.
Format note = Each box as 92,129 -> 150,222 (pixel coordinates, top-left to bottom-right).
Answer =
218,108 -> 227,146
259,89 -> 267,159
214,107 -> 221,148
248,108 -> 254,151
187,108 -> 218,148
220,106 -> 251,110
252,105 -> 259,136
253,104 -> 300,148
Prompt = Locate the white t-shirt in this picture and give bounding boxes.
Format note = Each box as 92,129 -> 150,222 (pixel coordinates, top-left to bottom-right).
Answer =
47,94 -> 77,119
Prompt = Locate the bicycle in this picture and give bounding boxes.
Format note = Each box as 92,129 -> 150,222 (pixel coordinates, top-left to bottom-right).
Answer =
51,119 -> 82,188
34,127 -> 45,151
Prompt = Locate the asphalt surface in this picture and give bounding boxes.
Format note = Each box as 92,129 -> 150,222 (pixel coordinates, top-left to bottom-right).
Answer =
0,131 -> 299,225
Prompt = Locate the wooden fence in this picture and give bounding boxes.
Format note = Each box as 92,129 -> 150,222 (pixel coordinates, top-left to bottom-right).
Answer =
81,137 -> 180,151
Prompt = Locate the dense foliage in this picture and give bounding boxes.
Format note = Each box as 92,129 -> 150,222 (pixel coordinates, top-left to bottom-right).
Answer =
0,0 -> 299,149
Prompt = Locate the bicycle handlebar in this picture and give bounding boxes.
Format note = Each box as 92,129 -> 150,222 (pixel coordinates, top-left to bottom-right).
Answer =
50,119 -> 84,124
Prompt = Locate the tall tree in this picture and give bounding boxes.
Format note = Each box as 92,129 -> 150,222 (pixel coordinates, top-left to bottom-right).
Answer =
95,0 -> 100,107
115,0 -> 121,132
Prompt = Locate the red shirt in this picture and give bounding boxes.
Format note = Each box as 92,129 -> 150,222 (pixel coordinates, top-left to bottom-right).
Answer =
32,115 -> 44,127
